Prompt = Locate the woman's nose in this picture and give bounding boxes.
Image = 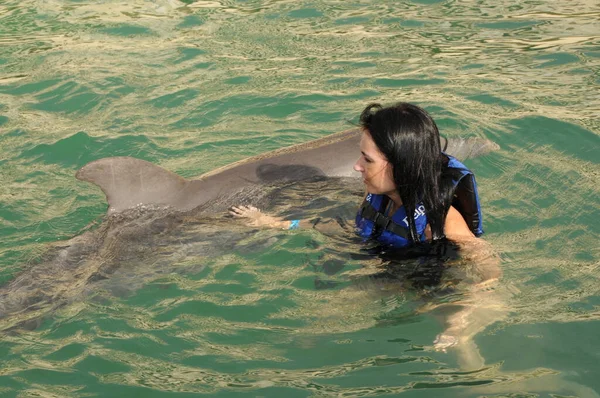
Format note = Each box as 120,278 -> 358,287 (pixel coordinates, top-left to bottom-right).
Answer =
353,159 -> 363,173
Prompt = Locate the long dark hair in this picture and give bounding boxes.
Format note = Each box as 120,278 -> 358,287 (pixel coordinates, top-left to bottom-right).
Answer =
359,102 -> 454,242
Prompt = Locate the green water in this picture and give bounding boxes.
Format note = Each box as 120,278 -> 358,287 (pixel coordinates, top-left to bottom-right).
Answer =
1,0 -> 599,396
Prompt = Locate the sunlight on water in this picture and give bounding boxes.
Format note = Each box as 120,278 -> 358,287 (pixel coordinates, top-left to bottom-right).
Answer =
0,0 -> 599,396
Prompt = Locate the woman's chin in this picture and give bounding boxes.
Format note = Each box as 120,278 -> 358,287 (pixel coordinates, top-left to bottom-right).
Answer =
364,182 -> 376,193
363,182 -> 386,196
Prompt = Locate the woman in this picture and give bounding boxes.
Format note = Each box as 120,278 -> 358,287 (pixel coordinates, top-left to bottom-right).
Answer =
231,102 -> 503,365
230,102 -> 483,248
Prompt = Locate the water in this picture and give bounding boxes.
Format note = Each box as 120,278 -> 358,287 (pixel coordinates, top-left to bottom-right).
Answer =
1,0 -> 599,396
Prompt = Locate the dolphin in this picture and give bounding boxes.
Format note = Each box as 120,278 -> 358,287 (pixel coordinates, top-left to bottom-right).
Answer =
0,128 -> 499,331
76,128 -> 499,215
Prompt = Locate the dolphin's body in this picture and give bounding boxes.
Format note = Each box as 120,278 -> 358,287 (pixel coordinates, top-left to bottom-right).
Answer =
0,129 -> 499,330
77,128 -> 499,215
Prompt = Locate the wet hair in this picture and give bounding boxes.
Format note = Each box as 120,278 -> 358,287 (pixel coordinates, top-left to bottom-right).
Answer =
359,102 -> 455,242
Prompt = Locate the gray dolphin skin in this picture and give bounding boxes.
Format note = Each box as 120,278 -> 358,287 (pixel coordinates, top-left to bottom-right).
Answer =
76,128 -> 499,215
0,129 -> 498,331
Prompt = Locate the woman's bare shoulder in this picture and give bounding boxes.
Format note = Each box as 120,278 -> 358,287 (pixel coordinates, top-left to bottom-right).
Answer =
445,206 -> 475,242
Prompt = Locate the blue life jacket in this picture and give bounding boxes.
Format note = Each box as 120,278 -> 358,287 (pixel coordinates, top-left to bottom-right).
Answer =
355,154 -> 483,248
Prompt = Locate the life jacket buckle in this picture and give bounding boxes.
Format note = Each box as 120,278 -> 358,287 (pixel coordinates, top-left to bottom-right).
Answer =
372,212 -> 391,231
372,212 -> 381,224
383,219 -> 392,230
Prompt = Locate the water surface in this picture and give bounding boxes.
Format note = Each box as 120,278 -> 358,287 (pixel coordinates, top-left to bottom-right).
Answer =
0,0 -> 599,396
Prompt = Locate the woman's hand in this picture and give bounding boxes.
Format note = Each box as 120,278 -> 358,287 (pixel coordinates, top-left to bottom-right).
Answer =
229,205 -> 290,229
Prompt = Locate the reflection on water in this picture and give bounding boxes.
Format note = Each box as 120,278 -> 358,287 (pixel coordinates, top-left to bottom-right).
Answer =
0,0 -> 599,396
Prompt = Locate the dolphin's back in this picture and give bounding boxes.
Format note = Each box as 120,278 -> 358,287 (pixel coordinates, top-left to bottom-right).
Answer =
76,129 -> 499,214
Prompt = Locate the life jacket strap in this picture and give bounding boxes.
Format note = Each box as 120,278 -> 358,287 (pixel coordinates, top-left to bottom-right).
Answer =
359,199 -> 410,240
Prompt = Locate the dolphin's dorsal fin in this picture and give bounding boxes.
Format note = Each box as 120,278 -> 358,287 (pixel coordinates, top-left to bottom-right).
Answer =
76,157 -> 189,214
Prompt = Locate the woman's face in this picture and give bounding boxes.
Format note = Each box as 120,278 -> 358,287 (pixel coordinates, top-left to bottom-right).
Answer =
354,131 -> 396,195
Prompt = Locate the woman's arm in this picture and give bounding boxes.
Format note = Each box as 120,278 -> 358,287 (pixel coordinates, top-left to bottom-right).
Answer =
229,206 -> 296,229
444,206 -> 476,241
444,206 -> 502,280
229,206 -> 348,234
432,205 -> 505,369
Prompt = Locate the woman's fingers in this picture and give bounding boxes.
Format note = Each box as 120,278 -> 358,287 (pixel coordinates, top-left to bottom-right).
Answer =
229,205 -> 261,218
229,206 -> 242,216
229,206 -> 247,217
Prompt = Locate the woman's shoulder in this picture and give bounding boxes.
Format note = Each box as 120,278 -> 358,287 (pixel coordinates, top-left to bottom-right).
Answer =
445,206 -> 475,241
425,206 -> 475,241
